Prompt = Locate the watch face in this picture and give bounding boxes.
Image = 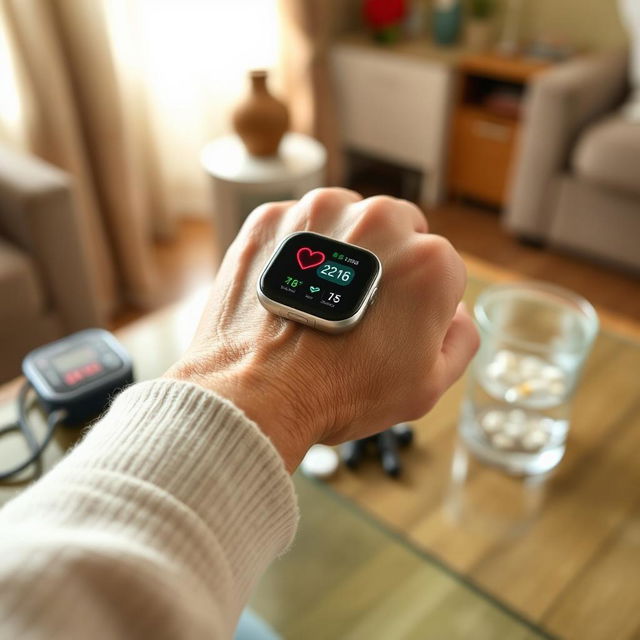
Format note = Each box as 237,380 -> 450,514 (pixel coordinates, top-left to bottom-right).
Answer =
259,232 -> 381,322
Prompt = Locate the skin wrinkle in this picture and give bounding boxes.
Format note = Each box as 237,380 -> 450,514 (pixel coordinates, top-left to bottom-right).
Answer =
177,335 -> 316,464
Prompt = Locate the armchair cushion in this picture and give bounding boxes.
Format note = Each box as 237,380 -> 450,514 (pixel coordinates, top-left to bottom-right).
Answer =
572,115 -> 640,197
505,51 -> 629,238
0,238 -> 44,322
0,145 -> 102,332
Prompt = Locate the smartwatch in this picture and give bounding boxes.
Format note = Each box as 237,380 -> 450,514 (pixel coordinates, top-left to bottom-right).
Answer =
257,231 -> 382,333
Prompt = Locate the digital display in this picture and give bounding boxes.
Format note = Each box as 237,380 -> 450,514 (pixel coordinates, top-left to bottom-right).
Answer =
259,232 -> 380,321
52,344 -> 104,387
52,346 -> 98,373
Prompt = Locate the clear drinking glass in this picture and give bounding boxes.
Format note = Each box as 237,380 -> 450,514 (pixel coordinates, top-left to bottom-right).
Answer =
459,282 -> 599,475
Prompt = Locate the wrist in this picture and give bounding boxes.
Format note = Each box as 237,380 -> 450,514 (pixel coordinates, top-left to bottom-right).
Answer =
164,360 -> 316,473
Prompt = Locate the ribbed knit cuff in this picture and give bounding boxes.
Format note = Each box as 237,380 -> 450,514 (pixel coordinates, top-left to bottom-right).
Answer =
3,379 -> 299,608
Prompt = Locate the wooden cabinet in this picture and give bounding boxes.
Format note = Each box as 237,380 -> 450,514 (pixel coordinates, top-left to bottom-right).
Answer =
451,107 -> 518,204
449,54 -> 551,207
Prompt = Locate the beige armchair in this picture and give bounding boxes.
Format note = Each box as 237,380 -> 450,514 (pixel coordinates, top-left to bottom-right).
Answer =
0,146 -> 102,382
505,51 -> 640,272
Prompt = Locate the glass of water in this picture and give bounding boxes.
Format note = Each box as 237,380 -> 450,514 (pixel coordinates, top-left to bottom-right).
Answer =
459,282 -> 599,475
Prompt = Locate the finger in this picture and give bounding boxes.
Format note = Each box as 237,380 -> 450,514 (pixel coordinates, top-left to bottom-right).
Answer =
399,199 -> 429,234
344,196 -> 428,252
354,196 -> 428,232
419,235 -> 468,324
234,200 -> 295,250
218,200 -> 293,303
281,187 -> 363,236
437,302 -> 480,389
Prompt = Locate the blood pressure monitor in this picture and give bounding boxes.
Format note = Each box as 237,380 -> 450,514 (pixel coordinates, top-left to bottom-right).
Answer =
22,328 -> 134,423
0,329 -> 133,481
258,232 -> 382,333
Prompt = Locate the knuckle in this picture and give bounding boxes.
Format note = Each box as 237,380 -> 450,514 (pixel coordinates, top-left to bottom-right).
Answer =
239,202 -> 290,249
362,195 -> 397,224
245,201 -> 286,230
419,380 -> 443,415
301,188 -> 344,224
409,236 -> 462,288
424,235 -> 456,267
427,236 -> 466,300
404,383 -> 440,420
348,196 -> 397,238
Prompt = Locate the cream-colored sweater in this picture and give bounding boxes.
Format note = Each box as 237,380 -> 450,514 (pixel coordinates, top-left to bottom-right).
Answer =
0,379 -> 299,639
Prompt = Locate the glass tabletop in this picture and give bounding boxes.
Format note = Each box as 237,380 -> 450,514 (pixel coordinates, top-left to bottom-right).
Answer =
249,474 -> 550,640
2,274 -> 637,639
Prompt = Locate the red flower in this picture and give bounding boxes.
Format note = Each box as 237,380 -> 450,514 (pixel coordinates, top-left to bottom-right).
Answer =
363,0 -> 406,29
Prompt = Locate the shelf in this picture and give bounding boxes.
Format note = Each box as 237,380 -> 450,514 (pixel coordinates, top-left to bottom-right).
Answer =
456,105 -> 519,125
459,52 -> 553,82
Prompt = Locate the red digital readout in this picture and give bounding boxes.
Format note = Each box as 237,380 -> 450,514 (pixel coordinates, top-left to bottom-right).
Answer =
64,362 -> 103,386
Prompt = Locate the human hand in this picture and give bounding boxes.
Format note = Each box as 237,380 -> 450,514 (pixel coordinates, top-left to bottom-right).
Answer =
165,188 -> 479,472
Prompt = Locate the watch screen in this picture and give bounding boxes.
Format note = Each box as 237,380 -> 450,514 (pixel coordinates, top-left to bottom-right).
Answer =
259,232 -> 380,321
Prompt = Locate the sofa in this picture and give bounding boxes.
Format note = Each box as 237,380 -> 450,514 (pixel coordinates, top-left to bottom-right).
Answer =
505,51 -> 640,273
0,146 -> 101,383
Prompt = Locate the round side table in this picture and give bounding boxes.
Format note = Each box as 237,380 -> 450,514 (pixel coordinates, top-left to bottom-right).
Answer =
201,132 -> 326,261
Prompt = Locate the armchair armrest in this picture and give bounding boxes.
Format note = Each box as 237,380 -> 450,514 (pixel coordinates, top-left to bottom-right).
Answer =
0,146 -> 102,331
505,51 -> 629,238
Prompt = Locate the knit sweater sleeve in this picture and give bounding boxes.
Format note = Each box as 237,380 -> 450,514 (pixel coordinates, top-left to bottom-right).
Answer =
0,379 -> 299,640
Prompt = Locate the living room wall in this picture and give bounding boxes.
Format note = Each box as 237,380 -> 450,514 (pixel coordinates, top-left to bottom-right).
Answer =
516,0 -> 627,51
336,0 -> 628,52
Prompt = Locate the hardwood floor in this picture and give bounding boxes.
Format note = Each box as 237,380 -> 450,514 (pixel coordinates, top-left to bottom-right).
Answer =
425,202 -> 640,324
109,218 -> 218,330
111,203 -> 639,331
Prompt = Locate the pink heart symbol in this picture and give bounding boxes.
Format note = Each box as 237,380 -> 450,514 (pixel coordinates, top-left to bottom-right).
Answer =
296,247 -> 326,270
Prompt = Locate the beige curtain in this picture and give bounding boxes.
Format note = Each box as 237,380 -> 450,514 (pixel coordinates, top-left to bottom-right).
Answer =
279,0 -> 344,185
1,0 -> 168,317
0,0 -> 337,319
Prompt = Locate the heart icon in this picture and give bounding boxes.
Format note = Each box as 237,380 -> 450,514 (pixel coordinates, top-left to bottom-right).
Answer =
309,286 -> 320,294
296,247 -> 326,270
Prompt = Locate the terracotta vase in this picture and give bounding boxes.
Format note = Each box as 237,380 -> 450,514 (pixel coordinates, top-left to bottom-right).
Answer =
232,70 -> 289,157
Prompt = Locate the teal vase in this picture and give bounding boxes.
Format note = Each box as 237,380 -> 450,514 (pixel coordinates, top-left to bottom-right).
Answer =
433,1 -> 462,45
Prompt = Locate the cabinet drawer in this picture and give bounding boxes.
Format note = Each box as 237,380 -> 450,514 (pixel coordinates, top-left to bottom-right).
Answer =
450,108 -> 517,205
332,45 -> 451,168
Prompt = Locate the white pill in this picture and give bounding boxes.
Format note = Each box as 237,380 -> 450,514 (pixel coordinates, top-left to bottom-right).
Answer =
525,417 -> 545,432
499,362 -> 524,384
495,350 -> 517,369
506,379 -> 545,403
520,355 -> 544,377
482,410 -> 505,432
486,361 -> 506,380
492,433 -> 515,450
508,409 -> 527,423
300,445 -> 339,479
549,380 -> 567,397
505,421 -> 526,438
540,365 -> 564,382
526,379 -> 549,394
522,429 -> 549,451
504,387 -> 521,403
